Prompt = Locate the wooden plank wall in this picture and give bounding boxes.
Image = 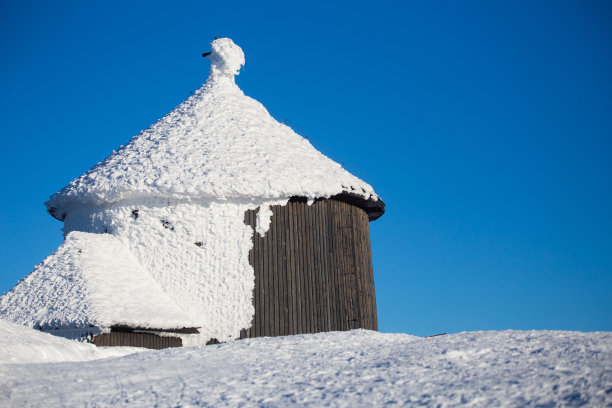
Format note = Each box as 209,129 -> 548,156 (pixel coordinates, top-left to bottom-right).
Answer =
241,199 -> 377,339
93,332 -> 182,349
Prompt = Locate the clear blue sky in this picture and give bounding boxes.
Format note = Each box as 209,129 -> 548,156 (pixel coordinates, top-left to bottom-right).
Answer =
1,1 -> 610,336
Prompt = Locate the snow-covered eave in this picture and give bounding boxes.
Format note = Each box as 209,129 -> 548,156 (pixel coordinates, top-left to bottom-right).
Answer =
3,309 -> 204,336
31,323 -> 203,341
32,321 -> 101,332
327,192 -> 385,221
46,190 -> 385,222
289,193 -> 385,221
19,313 -> 204,335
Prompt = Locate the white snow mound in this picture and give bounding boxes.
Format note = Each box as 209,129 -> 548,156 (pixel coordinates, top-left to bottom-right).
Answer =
0,319 -> 140,364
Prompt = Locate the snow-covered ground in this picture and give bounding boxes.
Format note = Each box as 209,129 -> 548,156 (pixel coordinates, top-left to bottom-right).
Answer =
1,321 -> 610,407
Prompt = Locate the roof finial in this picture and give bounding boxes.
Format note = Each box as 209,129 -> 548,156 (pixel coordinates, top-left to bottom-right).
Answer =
202,37 -> 245,80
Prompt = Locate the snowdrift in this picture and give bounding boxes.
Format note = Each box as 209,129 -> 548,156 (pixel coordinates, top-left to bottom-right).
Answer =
1,323 -> 610,407
0,320 -> 141,364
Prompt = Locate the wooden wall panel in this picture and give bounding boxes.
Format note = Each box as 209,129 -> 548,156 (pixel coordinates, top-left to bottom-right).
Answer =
93,332 -> 182,349
243,198 -> 378,339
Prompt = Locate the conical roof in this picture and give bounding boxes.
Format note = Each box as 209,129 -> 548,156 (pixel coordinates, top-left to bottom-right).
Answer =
46,38 -> 382,221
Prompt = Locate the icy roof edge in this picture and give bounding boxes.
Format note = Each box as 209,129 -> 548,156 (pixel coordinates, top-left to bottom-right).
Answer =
46,191 -> 384,222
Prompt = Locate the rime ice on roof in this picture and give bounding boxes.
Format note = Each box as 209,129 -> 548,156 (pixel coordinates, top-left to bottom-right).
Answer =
208,37 -> 245,80
45,37 -> 377,222
1,38 -> 381,345
0,232 -> 197,331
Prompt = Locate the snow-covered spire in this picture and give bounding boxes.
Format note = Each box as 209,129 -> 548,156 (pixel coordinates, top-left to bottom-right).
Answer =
46,37 -> 379,221
207,38 -> 245,82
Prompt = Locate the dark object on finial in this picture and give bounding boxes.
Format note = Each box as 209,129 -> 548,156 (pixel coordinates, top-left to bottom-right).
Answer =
202,37 -> 220,57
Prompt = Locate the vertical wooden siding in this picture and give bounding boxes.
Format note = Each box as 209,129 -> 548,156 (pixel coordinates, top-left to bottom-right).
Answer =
241,199 -> 378,338
93,332 -> 182,349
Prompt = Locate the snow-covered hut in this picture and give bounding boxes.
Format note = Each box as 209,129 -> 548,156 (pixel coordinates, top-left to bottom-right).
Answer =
0,38 -> 384,348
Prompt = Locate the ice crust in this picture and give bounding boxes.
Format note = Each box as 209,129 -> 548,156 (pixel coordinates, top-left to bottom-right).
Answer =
254,199 -> 287,236
1,38 -> 377,343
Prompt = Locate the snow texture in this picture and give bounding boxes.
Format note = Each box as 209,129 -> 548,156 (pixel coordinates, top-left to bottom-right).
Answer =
45,37 -> 377,221
63,198 -> 259,341
208,37 -> 245,80
0,232 -> 197,331
0,319 -> 140,364
1,328 -> 610,407
254,199 -> 287,236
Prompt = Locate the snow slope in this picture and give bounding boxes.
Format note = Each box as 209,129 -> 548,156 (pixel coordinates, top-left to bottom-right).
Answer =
1,328 -> 610,407
0,320 -> 140,364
